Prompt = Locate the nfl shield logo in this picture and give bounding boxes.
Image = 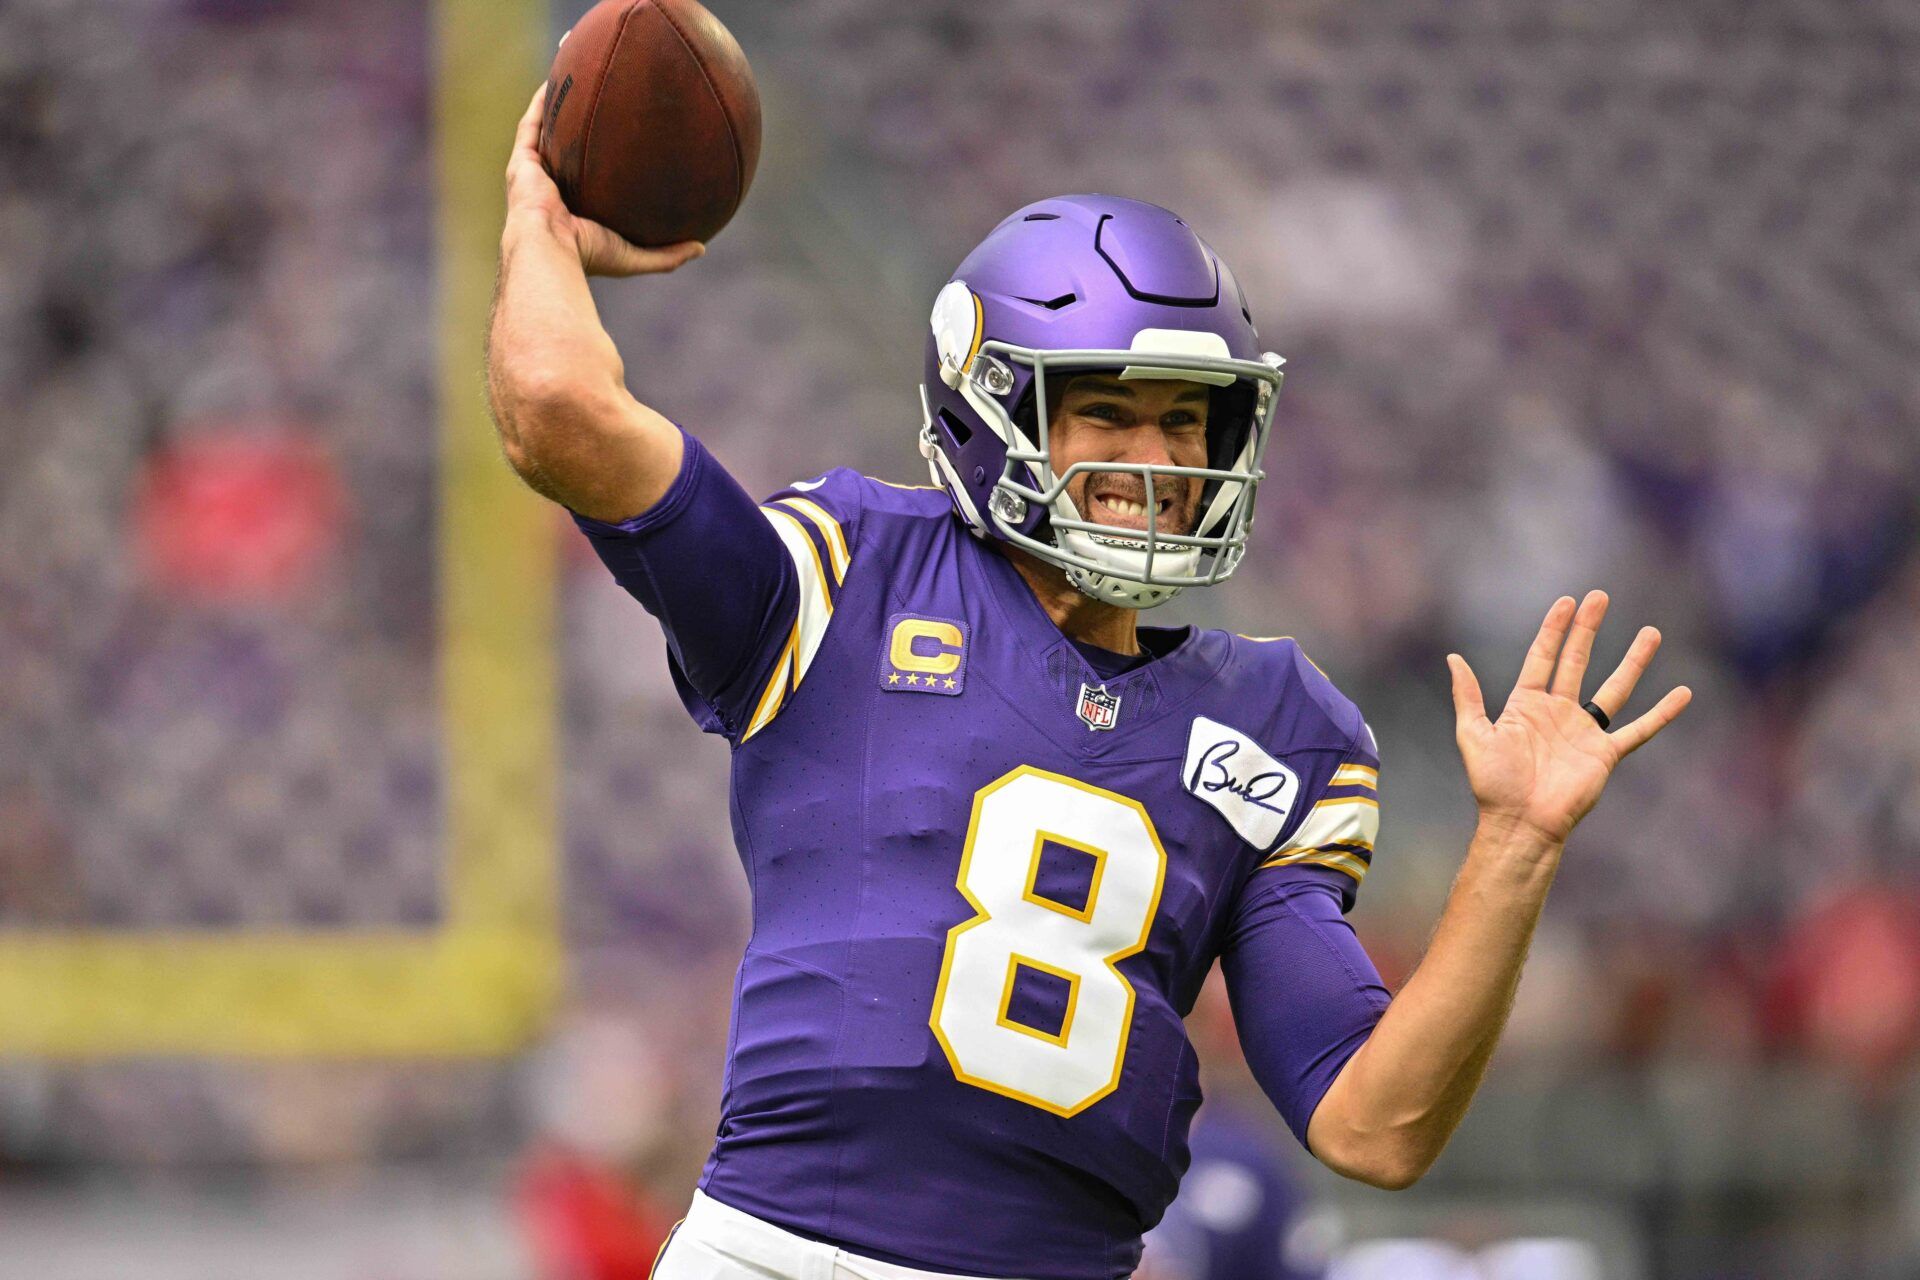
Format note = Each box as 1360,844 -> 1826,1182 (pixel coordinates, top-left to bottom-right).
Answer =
1077,682 -> 1121,732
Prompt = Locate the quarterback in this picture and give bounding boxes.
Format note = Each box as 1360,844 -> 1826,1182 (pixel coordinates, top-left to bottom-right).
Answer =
488,90 -> 1690,1280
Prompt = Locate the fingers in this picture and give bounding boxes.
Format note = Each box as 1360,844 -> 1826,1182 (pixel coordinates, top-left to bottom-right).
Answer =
506,84 -> 555,206
1516,595 -> 1577,692
1549,590 -> 1609,700
634,239 -> 707,274
514,82 -> 547,158
1448,653 -> 1488,734
576,219 -> 706,277
1610,685 -> 1693,756
1589,624 -> 1661,718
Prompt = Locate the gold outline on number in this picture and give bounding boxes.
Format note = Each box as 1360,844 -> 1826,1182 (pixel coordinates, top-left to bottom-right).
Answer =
1020,829 -> 1107,925
929,765 -> 1169,1118
994,952 -> 1082,1048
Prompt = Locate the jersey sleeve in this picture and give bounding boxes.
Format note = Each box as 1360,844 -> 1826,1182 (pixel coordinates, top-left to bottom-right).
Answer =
1218,873 -> 1391,1150
1255,718 -> 1381,912
568,427 -> 866,742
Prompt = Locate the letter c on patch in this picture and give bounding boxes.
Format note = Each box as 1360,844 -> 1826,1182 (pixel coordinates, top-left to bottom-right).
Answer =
890,619 -> 964,675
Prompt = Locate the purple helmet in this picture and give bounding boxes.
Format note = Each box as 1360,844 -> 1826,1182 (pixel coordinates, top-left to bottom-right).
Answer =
918,194 -> 1285,608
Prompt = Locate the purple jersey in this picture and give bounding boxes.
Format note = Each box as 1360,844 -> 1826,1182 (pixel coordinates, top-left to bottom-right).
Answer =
574,433 -> 1389,1280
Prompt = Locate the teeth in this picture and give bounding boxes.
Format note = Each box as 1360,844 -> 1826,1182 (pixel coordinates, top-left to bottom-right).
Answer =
1102,497 -> 1146,518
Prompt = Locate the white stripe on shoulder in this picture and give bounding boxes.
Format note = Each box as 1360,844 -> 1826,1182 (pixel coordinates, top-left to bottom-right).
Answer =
760,505 -> 835,699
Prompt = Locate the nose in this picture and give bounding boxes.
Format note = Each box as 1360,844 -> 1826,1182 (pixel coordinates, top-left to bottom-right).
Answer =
1116,423 -> 1178,468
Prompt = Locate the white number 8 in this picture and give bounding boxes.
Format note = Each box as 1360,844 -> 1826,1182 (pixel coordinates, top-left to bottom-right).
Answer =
930,766 -> 1168,1116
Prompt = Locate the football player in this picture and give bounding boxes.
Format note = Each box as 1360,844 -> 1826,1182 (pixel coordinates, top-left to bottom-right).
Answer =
489,88 -> 1691,1280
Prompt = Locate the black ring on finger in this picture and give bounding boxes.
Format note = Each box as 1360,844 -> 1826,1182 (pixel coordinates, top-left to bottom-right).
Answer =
1581,699 -> 1611,730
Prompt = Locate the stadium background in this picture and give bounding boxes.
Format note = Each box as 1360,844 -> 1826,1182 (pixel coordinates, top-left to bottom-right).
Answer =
2,0 -> 1918,1276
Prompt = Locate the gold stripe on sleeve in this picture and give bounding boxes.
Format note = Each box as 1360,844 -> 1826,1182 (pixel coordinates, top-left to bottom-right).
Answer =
774,496 -> 850,583
1259,848 -> 1369,882
1312,794 -> 1380,811
742,626 -> 798,742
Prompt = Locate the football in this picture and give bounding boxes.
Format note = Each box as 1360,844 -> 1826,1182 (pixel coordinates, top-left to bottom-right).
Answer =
537,0 -> 762,247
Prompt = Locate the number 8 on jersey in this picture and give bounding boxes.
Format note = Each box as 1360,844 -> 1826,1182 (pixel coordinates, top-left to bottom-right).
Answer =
930,766 -> 1170,1116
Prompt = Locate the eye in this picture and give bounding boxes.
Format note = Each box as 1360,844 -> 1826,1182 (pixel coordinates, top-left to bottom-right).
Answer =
1077,402 -> 1126,422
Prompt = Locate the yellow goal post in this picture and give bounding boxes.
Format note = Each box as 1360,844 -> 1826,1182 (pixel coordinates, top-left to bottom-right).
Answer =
0,0 -> 560,1056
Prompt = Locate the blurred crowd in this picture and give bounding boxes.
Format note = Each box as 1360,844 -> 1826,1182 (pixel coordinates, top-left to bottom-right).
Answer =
2,0 -> 1918,1275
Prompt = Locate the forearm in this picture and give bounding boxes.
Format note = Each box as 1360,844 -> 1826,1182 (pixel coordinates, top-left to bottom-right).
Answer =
1302,596 -> 1692,1188
1307,815 -> 1563,1187
486,210 -> 681,520
490,208 -> 625,419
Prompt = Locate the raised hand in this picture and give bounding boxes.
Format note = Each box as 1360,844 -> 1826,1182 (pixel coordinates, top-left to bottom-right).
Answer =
1447,591 -> 1692,845
505,84 -> 704,278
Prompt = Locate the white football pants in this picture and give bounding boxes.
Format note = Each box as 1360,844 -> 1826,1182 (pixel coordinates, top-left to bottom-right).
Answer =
655,1189 -> 1026,1280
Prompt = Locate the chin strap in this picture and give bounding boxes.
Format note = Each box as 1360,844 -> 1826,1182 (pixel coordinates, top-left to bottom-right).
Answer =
1065,563 -> 1183,610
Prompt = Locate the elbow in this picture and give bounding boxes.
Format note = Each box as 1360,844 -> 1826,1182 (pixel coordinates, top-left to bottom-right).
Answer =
1342,1145 -> 1434,1192
1305,1057 -> 1458,1192
491,371 -> 619,479
1309,1109 -> 1444,1192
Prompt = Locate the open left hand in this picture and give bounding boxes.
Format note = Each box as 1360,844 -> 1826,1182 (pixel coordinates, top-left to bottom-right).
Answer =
1448,591 -> 1693,846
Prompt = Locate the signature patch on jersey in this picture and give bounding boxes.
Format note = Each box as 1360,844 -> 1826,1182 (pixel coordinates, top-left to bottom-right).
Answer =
1183,717 -> 1301,848
881,614 -> 967,695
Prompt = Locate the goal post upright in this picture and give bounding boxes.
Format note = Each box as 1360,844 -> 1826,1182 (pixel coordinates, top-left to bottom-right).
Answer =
0,0 -> 561,1057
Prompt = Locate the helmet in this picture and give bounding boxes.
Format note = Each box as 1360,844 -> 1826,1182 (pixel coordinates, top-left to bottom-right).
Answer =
918,194 -> 1285,609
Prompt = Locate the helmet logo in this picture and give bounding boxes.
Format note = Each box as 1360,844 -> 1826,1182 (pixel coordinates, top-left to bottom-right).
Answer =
1076,682 -> 1122,732
930,280 -> 984,389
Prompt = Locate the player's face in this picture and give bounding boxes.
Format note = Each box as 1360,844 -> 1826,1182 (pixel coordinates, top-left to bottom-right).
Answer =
1048,374 -> 1210,536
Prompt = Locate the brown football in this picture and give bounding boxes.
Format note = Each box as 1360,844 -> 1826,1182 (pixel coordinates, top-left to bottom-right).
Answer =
537,0 -> 761,247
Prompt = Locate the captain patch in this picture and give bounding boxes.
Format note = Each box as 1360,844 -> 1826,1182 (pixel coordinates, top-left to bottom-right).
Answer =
881,614 -> 967,696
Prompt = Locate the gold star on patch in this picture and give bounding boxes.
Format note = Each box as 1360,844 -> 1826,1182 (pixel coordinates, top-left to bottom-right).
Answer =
886,672 -> 900,684
906,673 -> 920,685
943,677 -> 957,689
